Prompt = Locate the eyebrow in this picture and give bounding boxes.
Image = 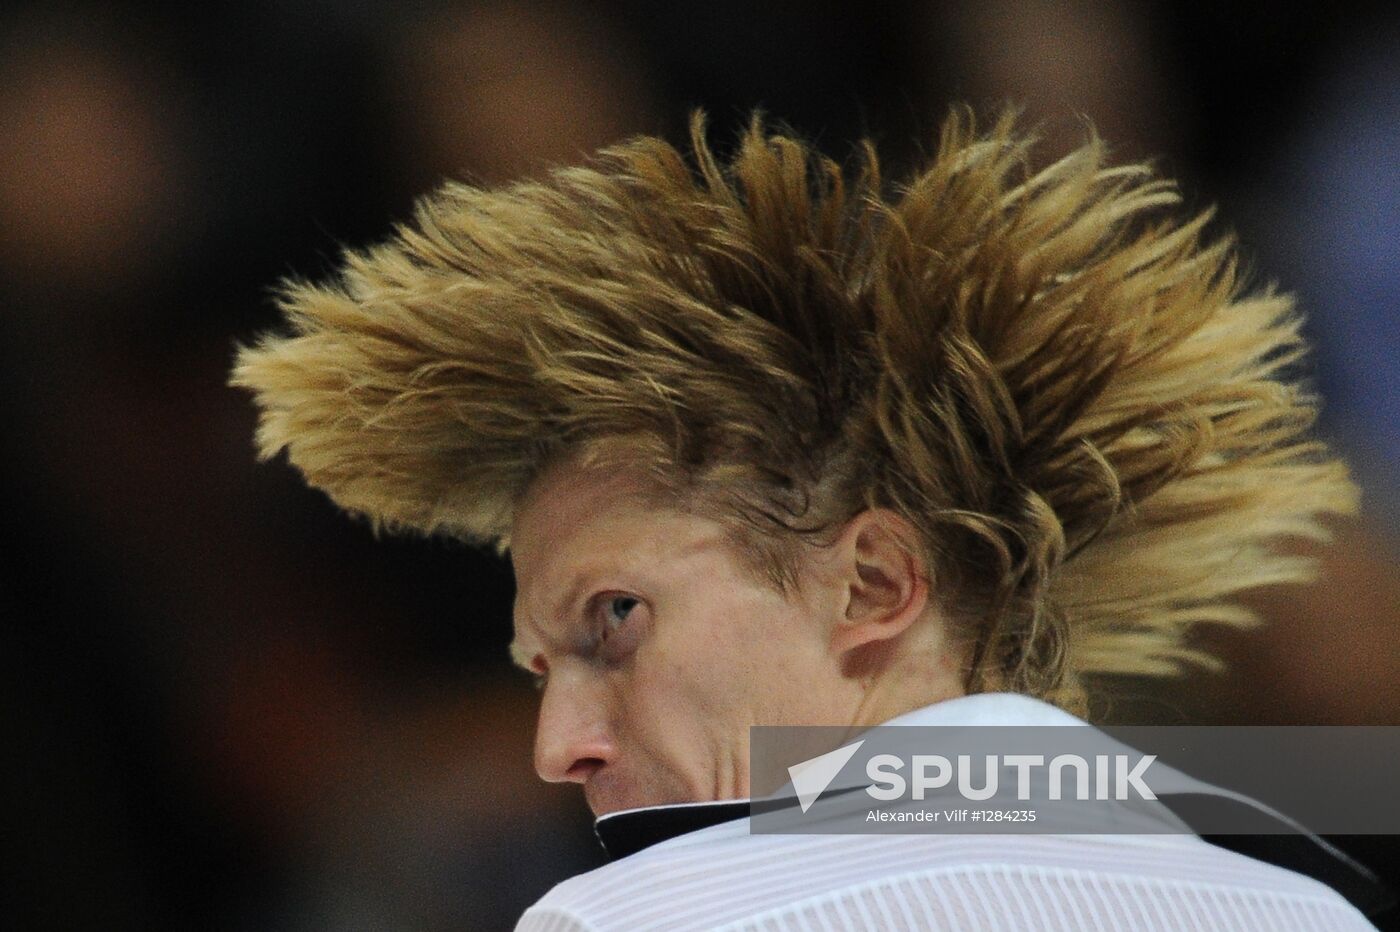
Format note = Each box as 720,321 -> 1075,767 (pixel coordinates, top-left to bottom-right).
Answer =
507,570 -> 601,671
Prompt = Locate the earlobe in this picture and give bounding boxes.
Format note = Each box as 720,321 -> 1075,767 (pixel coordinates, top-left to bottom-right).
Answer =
828,509 -> 929,657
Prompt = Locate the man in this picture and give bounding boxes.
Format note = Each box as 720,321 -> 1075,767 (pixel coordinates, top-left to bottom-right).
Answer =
232,109 -> 1385,928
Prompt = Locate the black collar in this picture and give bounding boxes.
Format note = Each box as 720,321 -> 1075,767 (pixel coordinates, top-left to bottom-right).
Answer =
594,799 -> 749,862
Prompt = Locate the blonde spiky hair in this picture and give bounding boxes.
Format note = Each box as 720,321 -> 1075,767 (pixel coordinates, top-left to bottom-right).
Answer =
231,107 -> 1356,714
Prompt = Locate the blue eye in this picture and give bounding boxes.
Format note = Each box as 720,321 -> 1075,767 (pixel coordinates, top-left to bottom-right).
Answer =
603,595 -> 639,629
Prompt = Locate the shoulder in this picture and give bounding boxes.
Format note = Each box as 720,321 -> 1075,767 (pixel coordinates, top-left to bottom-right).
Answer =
518,826 -> 1374,932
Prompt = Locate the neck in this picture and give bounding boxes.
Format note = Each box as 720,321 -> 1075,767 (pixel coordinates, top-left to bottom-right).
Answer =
845,617 -> 970,732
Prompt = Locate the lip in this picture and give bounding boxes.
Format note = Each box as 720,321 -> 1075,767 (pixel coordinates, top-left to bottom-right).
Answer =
586,777 -> 652,818
585,791 -> 629,818
583,771 -> 626,817
584,769 -> 676,818
585,772 -> 716,818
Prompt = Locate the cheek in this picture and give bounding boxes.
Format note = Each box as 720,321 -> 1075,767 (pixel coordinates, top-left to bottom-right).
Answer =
610,611 -> 745,749
622,635 -> 733,725
607,655 -> 723,795
639,585 -> 826,722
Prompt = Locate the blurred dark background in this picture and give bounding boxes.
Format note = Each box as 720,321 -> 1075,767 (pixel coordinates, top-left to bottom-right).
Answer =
2,1 -> 1397,929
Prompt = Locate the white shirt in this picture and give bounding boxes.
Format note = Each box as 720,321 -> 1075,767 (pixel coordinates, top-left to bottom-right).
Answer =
515,693 -> 1379,931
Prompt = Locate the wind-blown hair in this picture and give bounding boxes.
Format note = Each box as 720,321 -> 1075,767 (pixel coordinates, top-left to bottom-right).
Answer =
231,108 -> 1356,714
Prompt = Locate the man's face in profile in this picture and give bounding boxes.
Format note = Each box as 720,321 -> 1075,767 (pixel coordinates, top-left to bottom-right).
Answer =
508,462 -> 863,817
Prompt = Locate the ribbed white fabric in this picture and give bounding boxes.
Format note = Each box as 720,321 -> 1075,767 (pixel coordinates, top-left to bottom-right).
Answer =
515,695 -> 1376,931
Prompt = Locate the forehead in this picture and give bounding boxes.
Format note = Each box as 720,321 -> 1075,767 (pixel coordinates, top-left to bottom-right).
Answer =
510,461 -> 670,576
508,461 -> 733,637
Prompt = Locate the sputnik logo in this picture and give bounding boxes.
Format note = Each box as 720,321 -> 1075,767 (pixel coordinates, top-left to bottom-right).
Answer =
787,740 -> 866,813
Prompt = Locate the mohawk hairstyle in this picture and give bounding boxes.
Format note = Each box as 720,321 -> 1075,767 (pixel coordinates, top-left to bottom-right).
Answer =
231,107 -> 1356,714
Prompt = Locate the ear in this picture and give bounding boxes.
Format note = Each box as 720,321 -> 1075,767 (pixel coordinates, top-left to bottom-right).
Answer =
827,508 -> 930,658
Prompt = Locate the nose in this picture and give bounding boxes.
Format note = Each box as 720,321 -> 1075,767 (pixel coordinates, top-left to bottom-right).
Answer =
533,668 -> 614,784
